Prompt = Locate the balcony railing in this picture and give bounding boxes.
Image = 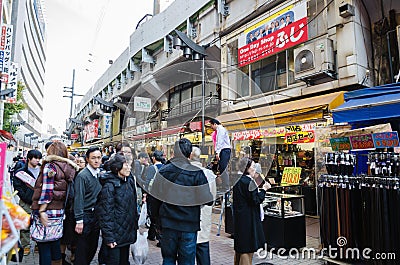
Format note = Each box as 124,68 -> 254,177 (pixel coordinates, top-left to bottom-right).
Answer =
166,96 -> 220,120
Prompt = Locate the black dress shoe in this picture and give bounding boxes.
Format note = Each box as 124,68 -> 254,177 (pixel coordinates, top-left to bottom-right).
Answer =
156,242 -> 161,248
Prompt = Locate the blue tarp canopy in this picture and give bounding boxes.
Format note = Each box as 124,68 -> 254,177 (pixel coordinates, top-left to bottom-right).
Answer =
332,83 -> 400,123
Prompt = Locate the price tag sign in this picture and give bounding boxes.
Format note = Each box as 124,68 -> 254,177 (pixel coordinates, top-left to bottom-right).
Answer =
330,137 -> 351,151
281,167 -> 302,186
372,132 -> 400,148
349,134 -> 374,150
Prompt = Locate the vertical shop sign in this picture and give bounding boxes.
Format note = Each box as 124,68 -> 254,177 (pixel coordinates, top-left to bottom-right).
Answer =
330,137 -> 351,151
281,167 -> 302,185
372,132 -> 400,148
102,114 -> 112,138
0,24 -> 13,74
349,134 -> 374,150
238,2 -> 308,67
5,62 -> 18,103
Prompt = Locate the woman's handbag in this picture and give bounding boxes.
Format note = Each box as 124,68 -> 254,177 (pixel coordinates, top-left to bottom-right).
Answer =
30,180 -> 70,242
30,214 -> 64,242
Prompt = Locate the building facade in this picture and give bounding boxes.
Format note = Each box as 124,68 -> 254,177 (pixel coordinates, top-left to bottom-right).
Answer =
69,0 -> 399,155
11,0 -> 46,143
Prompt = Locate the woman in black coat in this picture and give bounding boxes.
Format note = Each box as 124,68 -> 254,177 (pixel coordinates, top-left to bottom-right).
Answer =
97,153 -> 138,265
233,157 -> 271,265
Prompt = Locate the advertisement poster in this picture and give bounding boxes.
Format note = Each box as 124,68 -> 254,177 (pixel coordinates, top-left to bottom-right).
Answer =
84,119 -> 99,142
238,2 -> 308,67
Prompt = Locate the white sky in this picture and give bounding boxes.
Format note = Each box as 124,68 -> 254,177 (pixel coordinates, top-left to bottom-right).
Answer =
42,0 -> 173,134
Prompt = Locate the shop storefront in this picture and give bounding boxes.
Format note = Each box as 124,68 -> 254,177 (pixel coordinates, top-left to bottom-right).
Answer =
317,85 -> 400,263
220,92 -> 344,239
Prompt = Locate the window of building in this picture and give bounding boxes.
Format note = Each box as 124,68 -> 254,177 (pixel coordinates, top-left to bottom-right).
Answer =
307,0 -> 327,38
225,0 -> 328,99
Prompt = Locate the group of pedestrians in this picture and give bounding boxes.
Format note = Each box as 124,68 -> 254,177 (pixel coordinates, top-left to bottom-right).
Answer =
8,117 -> 271,265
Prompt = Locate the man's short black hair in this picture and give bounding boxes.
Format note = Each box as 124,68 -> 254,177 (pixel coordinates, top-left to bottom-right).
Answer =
86,146 -> 101,158
209,118 -> 220,125
152,150 -> 165,163
174,138 -> 192,158
138,152 -> 148,159
45,141 -> 53,150
27,149 -> 42,161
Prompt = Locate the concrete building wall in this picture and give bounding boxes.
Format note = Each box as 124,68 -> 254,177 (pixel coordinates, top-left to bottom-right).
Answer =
11,0 -> 46,139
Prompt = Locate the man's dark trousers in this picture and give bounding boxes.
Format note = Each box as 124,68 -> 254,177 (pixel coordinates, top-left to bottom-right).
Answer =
219,148 -> 231,192
196,242 -> 210,265
75,212 -> 100,265
161,228 -> 197,265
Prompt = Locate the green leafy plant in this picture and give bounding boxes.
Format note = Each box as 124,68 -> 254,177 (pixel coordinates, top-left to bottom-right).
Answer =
3,81 -> 27,133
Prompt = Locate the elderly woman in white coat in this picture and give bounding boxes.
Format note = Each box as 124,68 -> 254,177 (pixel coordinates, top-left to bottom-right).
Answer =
190,147 -> 217,265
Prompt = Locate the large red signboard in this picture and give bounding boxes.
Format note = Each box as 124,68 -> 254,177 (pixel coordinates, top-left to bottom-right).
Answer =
238,2 -> 308,67
239,18 -> 308,67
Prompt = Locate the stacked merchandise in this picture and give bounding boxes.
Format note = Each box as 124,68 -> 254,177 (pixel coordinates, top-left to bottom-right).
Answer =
319,152 -> 399,264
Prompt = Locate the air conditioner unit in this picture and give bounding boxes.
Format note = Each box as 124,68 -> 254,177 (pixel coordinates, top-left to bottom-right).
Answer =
294,38 -> 336,84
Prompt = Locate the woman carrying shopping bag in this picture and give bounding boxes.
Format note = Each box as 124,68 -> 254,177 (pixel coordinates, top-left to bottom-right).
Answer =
30,142 -> 79,265
97,153 -> 138,265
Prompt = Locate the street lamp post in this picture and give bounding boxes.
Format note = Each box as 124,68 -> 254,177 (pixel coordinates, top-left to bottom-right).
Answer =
38,139 -> 44,153
23,132 -> 34,154
30,136 -> 38,148
173,30 -> 207,148
10,120 -> 26,133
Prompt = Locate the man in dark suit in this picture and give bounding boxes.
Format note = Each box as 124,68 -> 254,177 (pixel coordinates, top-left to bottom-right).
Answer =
74,147 -> 102,265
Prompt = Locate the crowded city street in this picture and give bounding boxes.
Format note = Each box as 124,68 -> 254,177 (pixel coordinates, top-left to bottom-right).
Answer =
1,0 -> 400,265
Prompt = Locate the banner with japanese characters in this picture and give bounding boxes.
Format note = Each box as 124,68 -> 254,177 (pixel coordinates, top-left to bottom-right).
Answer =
238,2 -> 308,67
5,62 -> 18,103
0,24 -> 13,74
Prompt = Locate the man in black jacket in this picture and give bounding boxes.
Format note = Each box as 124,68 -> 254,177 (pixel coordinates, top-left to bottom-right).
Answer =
13,149 -> 42,255
151,138 -> 213,264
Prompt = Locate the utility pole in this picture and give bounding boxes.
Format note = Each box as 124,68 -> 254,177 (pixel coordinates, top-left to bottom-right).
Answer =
63,69 -> 83,118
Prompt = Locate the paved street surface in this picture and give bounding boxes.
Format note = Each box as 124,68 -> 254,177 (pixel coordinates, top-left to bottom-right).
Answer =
12,214 -> 325,265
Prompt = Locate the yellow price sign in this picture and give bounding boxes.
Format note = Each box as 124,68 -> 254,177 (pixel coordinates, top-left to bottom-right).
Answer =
281,167 -> 302,185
